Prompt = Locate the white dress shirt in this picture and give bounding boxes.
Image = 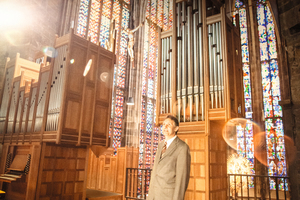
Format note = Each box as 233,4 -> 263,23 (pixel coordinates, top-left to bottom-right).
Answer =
165,135 -> 177,148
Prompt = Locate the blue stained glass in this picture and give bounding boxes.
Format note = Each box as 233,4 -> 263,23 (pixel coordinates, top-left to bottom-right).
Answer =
273,97 -> 282,117
263,97 -> 273,118
261,62 -> 271,97
241,45 -> 249,63
234,1 -> 255,184
258,26 -> 267,43
260,42 -> 269,61
148,79 -> 154,98
121,5 -> 130,29
275,119 -> 284,136
266,7 -> 277,59
257,4 -> 265,26
270,60 -> 281,97
235,0 -> 243,8
239,8 -> 247,28
240,28 -> 248,45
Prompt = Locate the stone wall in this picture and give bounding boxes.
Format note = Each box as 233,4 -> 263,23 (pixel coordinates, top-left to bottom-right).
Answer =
278,0 -> 300,199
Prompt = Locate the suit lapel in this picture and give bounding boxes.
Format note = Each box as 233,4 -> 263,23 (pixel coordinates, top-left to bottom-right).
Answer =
159,137 -> 179,162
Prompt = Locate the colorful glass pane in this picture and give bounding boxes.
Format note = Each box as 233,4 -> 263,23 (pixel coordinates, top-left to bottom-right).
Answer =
163,0 -> 169,31
234,1 -> 255,186
270,60 -> 280,97
235,0 -> 243,8
88,0 -> 101,43
157,0 -> 163,28
261,61 -> 271,97
151,0 -> 157,23
257,2 -> 288,190
239,8 -> 247,28
77,0 -> 90,37
241,45 -> 249,63
237,125 -> 245,157
240,28 -> 248,46
113,0 -> 121,53
168,0 -> 173,29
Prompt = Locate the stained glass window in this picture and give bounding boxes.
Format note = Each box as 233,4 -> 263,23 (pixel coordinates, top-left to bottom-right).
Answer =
137,1 -> 173,178
146,0 -> 173,31
139,20 -> 160,170
77,0 -> 90,37
88,0 -> 101,43
76,0 -> 131,154
138,19 -> 161,198
138,2 -> 173,196
256,1 -> 287,190
99,0 -> 112,47
233,0 -> 255,179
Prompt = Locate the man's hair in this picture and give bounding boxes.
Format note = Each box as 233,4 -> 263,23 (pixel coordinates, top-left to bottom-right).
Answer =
166,115 -> 179,127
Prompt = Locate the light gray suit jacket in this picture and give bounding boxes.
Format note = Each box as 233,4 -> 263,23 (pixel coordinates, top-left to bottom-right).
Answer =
147,137 -> 191,200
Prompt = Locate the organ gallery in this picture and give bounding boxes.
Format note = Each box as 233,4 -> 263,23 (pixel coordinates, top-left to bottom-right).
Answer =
0,0 -> 299,199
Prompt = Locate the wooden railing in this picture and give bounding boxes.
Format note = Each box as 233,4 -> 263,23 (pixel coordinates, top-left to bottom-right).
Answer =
125,168 -> 152,200
228,174 -> 290,200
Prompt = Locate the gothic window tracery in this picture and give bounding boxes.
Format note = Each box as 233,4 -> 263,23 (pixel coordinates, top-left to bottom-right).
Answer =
234,0 -> 288,191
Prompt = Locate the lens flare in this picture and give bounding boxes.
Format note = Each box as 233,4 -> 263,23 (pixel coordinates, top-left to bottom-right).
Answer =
222,118 -> 261,150
254,132 -> 296,166
100,72 -> 109,82
42,46 -> 57,58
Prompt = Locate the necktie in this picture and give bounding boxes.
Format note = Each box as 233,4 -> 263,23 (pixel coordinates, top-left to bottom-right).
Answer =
160,141 -> 167,158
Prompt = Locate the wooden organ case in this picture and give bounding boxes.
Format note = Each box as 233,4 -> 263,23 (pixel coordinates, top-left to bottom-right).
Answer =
156,0 -> 244,200
0,31 -> 115,200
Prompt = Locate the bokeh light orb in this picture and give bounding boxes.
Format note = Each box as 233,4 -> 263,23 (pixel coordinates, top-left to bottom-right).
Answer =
222,118 -> 261,150
42,46 -> 57,58
100,72 -> 109,82
254,132 -> 296,166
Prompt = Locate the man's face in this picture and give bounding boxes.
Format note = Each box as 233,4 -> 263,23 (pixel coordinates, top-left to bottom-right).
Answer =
162,118 -> 178,138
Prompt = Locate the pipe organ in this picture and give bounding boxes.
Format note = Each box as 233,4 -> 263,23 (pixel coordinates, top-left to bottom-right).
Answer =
176,0 -> 206,122
157,0 -> 243,123
161,36 -> 172,114
156,0 -> 244,199
0,32 -> 114,145
0,31 -> 115,199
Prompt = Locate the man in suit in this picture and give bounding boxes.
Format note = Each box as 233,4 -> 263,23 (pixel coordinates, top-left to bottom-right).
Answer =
147,115 -> 191,200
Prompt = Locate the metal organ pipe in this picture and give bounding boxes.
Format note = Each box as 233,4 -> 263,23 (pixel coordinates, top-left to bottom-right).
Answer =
166,37 -> 170,113
174,0 -> 205,122
212,23 -> 218,108
15,90 -> 24,133
169,37 -> 172,114
208,24 -> 214,108
161,39 -> 167,113
193,0 -> 199,121
0,67 -> 14,133
46,45 -> 67,131
198,0 -> 204,121
21,97 -> 29,133
34,71 -> 49,132
177,3 -> 182,120
7,81 -> 20,133
27,88 -> 37,132
181,1 -> 187,122
161,38 -> 164,114
187,1 -> 193,122
218,22 -> 224,108
216,22 -> 222,108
